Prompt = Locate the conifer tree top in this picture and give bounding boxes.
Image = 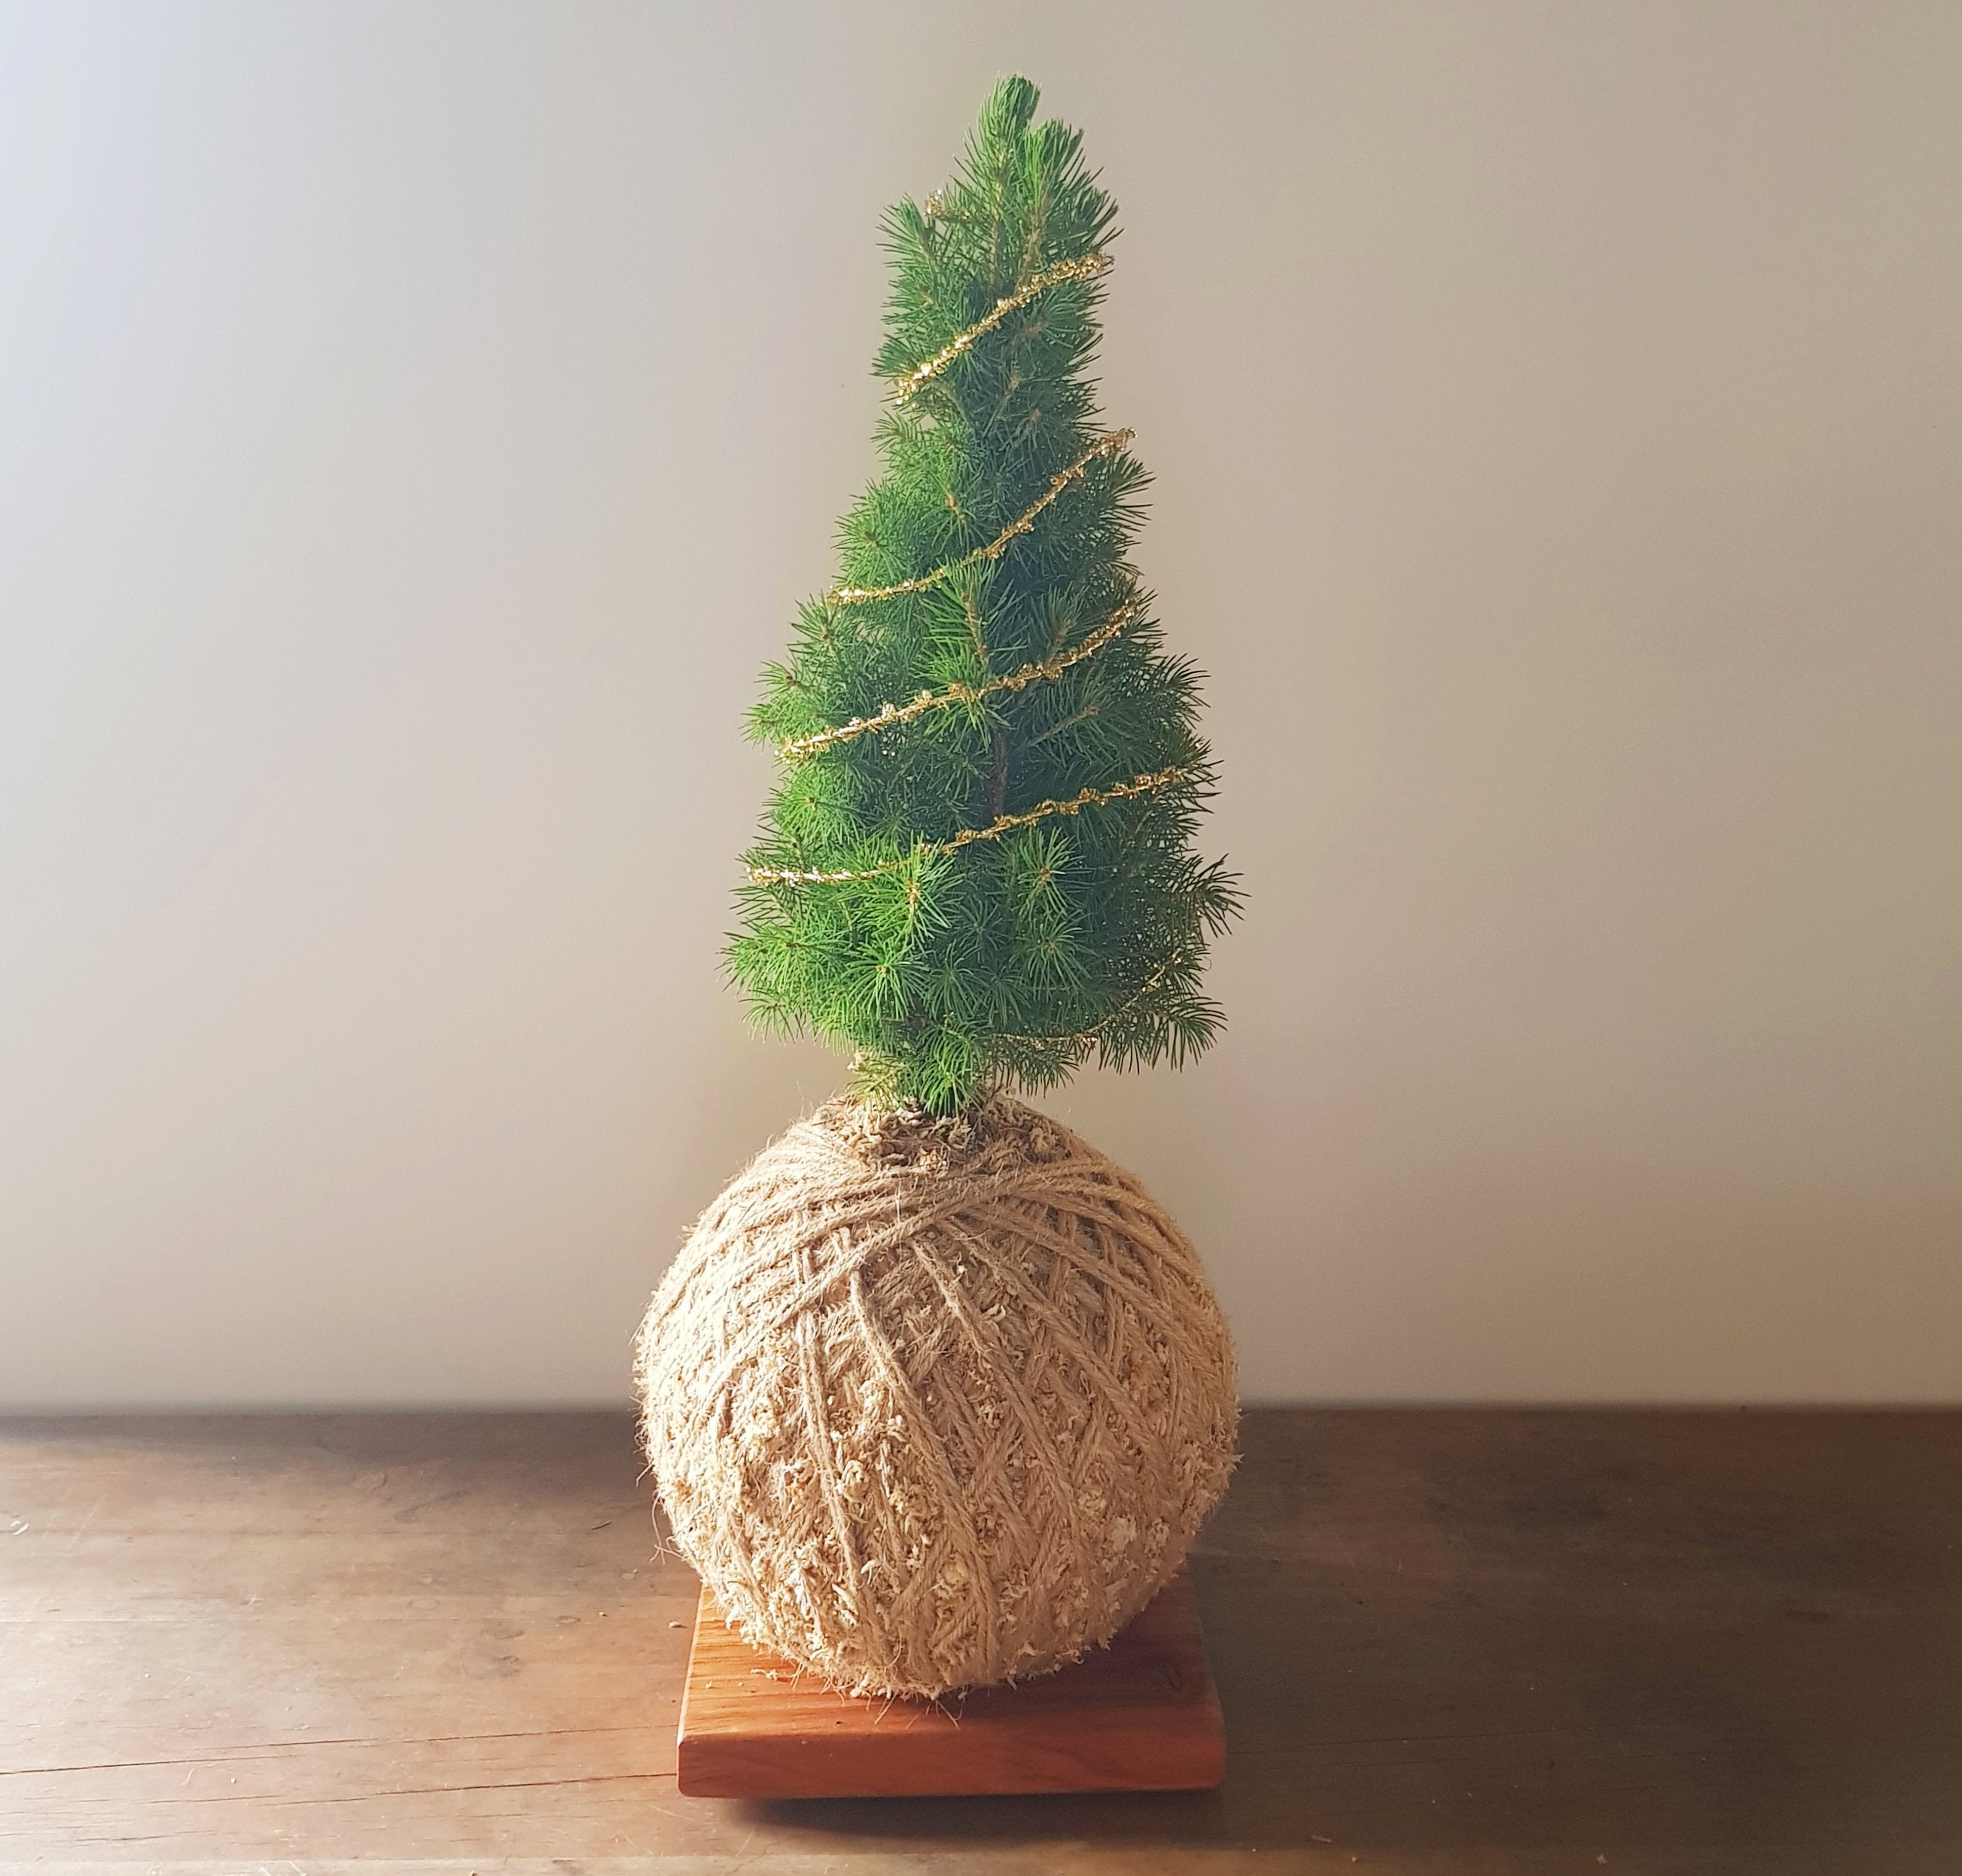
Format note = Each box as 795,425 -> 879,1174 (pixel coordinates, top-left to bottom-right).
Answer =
730,77 -> 1239,1115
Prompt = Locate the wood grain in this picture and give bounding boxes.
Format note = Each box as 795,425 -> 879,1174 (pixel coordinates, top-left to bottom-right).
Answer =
3,1409 -> 1960,1872
678,1566 -> 1224,1798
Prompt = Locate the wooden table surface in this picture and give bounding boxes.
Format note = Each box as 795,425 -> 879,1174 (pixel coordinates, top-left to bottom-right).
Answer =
3,1409 -> 1959,1874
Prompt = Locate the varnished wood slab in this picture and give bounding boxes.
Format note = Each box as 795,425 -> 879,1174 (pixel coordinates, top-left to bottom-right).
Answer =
8,1411 -> 1962,1867
676,1564 -> 1226,1798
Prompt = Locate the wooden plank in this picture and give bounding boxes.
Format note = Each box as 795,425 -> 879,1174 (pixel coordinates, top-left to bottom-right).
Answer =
2,1409 -> 1960,1871
677,1564 -> 1224,1798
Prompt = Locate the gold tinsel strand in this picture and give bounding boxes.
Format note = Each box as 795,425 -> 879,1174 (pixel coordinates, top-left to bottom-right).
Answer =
1000,952 -> 1184,1054
747,764 -> 1190,885
829,430 -> 1134,607
778,596 -> 1142,761
891,253 -> 1112,404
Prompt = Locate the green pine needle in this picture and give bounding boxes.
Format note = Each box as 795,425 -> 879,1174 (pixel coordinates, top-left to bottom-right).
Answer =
728,77 -> 1241,1115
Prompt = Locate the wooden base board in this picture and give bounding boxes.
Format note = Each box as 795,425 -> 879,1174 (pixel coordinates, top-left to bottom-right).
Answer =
676,1565 -> 1225,1798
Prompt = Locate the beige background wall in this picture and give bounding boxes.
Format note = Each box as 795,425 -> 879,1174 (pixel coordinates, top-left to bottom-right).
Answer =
4,2 -> 1957,1406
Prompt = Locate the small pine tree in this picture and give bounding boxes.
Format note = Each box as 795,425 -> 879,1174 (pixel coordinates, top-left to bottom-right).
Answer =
731,76 -> 1239,1115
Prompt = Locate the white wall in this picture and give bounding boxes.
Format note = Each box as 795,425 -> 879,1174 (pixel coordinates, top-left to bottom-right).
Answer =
4,1 -> 1957,1407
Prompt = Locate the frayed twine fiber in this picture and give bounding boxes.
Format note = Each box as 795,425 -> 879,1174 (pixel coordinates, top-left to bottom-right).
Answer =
635,1096 -> 1238,1699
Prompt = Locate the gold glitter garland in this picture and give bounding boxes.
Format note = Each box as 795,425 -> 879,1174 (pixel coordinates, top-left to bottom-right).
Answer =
891,253 -> 1112,404
748,764 -> 1190,885
778,596 -> 1141,761
830,430 -> 1133,607
1001,952 -> 1183,1054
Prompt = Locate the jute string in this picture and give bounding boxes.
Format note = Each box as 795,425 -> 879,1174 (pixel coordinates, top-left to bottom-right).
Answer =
635,1097 -> 1238,1699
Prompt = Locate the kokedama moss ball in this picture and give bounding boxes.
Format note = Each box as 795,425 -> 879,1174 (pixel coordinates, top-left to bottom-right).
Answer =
635,1097 -> 1238,1699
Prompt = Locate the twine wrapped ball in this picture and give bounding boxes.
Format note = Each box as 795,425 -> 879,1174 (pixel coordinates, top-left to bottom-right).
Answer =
635,1096 -> 1238,1699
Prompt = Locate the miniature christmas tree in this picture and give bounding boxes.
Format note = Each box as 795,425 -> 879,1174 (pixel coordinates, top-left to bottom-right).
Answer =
732,76 -> 1238,1114
641,82 -> 1242,1712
